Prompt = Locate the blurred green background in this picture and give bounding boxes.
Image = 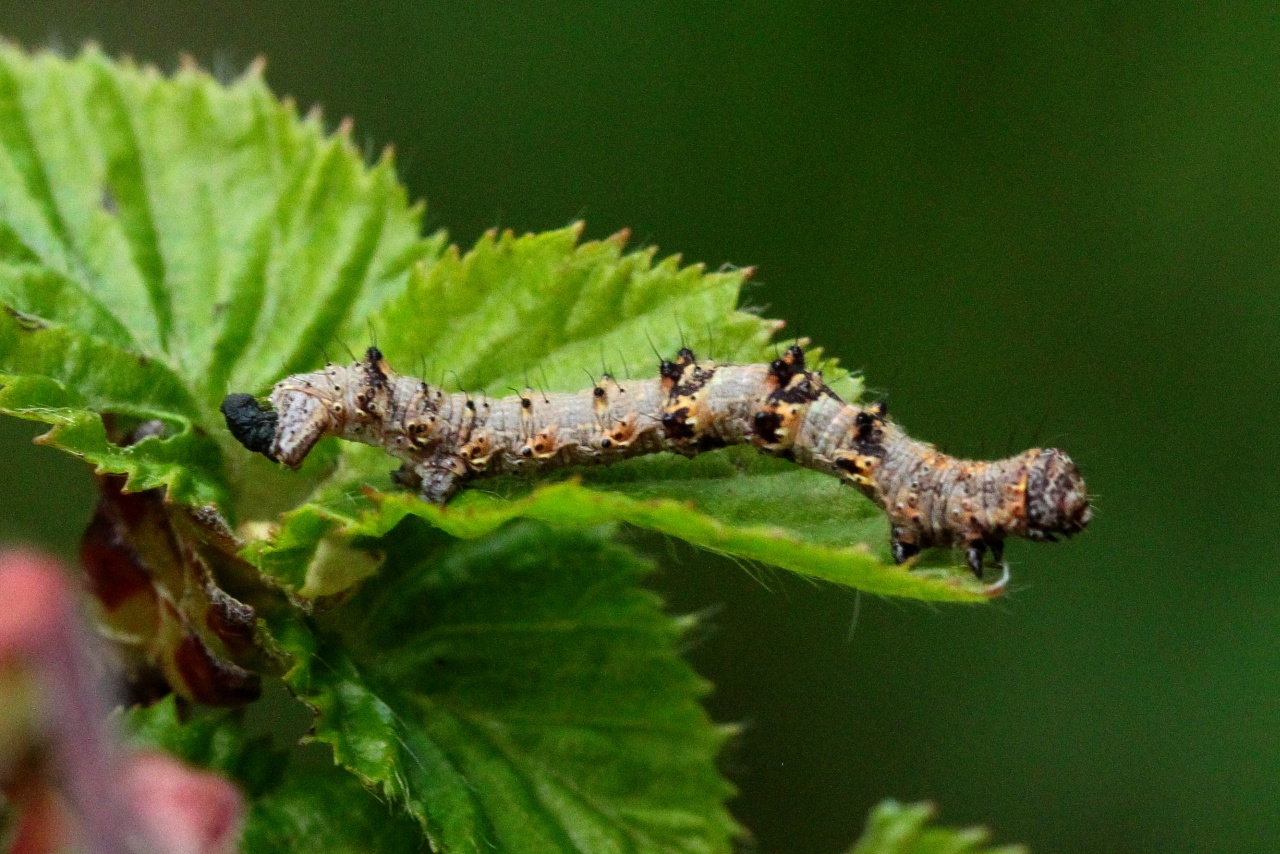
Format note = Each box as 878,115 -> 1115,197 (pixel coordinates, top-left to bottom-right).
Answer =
1,2 -> 1276,851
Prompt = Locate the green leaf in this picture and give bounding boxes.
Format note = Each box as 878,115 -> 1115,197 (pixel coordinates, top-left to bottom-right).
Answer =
846,801 -> 1027,854
255,446 -> 984,603
276,519 -> 739,854
0,44 -> 440,509
369,224 -> 787,397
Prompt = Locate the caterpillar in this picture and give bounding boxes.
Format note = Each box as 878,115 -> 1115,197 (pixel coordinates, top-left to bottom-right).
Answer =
222,346 -> 1091,578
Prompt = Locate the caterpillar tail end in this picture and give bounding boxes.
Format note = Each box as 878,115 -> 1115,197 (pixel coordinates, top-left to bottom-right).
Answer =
220,394 -> 279,462
1025,448 -> 1092,542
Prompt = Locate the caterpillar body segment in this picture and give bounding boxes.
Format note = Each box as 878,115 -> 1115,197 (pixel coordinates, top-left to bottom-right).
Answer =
221,346 -> 1091,577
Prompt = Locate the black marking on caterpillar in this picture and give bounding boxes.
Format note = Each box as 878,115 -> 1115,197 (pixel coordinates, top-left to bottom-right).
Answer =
224,347 -> 1091,578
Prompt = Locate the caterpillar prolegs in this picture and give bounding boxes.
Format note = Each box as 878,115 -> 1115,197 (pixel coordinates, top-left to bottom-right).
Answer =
222,346 -> 1091,578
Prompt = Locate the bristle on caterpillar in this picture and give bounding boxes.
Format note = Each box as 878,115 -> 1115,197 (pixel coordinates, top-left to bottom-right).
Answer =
223,346 -> 1091,578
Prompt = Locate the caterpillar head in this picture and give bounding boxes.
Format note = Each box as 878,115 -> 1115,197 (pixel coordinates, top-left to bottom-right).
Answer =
1024,449 -> 1092,542
220,394 -> 278,462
